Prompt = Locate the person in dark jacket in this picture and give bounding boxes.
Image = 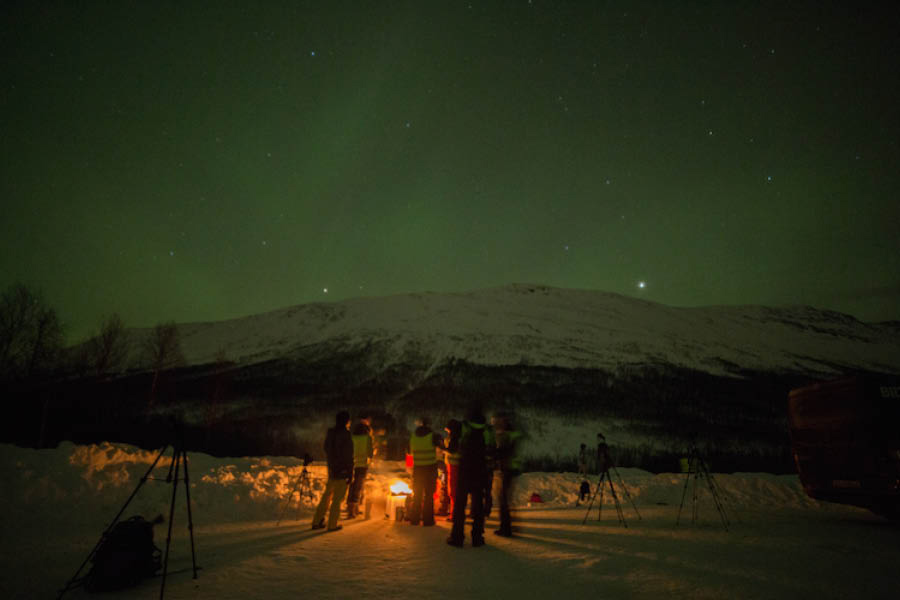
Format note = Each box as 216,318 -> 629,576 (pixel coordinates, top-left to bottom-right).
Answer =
493,412 -> 523,537
447,406 -> 490,548
312,411 -> 354,531
346,415 -> 374,518
407,417 -> 443,526
442,419 -> 462,521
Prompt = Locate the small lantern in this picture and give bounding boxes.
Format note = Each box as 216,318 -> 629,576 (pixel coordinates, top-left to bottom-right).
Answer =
386,479 -> 412,521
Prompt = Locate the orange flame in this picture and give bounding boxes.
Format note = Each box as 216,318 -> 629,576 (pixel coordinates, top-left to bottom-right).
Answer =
390,480 -> 412,495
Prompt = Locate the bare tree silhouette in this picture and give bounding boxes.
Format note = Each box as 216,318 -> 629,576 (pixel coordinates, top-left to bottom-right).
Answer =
84,313 -> 131,377
141,321 -> 185,405
0,283 -> 63,381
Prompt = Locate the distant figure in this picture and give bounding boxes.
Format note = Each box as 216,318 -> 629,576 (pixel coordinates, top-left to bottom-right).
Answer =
578,443 -> 588,475
407,417 -> 443,526
483,416 -> 497,518
577,480 -> 590,506
312,411 -> 353,532
493,413 -> 523,537
596,433 -> 611,474
442,419 -> 462,520
447,405 -> 490,548
346,415 -> 374,518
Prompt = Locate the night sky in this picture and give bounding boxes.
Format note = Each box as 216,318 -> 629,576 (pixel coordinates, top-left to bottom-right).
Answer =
2,1 -> 899,343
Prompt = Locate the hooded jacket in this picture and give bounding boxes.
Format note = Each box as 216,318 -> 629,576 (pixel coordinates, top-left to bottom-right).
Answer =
324,419 -> 354,480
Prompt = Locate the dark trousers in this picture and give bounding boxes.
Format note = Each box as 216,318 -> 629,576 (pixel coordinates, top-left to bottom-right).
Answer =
498,469 -> 518,534
450,468 -> 484,542
484,469 -> 494,516
347,466 -> 367,504
409,464 -> 437,525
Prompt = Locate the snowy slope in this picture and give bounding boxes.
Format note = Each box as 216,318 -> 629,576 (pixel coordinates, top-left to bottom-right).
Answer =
5,442 -> 900,600
131,284 -> 899,378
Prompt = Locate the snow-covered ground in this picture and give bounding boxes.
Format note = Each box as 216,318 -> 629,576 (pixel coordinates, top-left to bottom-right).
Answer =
3,442 -> 899,599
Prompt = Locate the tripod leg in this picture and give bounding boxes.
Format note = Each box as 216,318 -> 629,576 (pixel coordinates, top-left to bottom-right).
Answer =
692,464 -> 699,525
676,458 -> 692,526
613,466 -> 642,520
700,461 -> 729,530
607,474 -> 626,528
706,464 -> 736,525
277,473 -> 302,526
160,446 -> 181,600
598,472 -> 605,522
180,448 -> 199,578
57,444 -> 169,600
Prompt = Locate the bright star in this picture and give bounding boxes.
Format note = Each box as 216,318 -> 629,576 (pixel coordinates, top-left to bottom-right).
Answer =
323,288 -> 328,294
637,281 -> 646,289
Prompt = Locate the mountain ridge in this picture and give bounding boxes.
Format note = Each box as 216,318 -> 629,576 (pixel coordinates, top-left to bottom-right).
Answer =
126,283 -> 899,379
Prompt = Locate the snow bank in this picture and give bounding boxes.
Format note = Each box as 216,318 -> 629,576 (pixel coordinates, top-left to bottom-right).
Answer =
2,441 -> 816,535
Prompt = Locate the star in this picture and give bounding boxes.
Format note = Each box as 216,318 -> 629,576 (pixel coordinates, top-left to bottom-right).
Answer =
637,281 -> 646,289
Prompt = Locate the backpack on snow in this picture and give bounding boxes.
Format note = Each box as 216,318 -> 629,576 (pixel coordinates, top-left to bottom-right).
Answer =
84,515 -> 163,592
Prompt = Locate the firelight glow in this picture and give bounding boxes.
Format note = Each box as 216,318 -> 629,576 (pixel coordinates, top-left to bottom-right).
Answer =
389,480 -> 412,495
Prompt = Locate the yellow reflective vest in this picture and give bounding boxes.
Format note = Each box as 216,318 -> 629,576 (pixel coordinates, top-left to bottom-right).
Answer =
410,432 -> 437,466
496,429 -> 523,472
352,434 -> 372,468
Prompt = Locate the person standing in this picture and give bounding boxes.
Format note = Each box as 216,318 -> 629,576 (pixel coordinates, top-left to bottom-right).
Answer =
407,417 -> 442,526
346,415 -> 374,518
447,406 -> 489,548
442,419 -> 461,521
493,413 -> 523,537
312,411 -> 354,532
578,443 -> 588,475
483,417 -> 497,518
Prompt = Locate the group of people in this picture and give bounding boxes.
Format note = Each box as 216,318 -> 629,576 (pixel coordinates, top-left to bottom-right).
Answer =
312,406 -> 524,549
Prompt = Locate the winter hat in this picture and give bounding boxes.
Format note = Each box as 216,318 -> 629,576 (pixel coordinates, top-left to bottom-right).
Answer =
335,411 -> 350,426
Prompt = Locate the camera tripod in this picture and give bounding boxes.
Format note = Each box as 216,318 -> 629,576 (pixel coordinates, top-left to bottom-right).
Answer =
57,421 -> 199,599
676,444 -> 730,530
581,465 -> 641,527
277,455 -> 315,525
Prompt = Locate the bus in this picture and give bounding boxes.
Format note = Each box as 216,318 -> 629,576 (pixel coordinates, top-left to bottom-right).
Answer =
788,376 -> 900,520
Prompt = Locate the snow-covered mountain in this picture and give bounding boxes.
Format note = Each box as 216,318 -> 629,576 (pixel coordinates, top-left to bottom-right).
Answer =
155,284 -> 899,379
